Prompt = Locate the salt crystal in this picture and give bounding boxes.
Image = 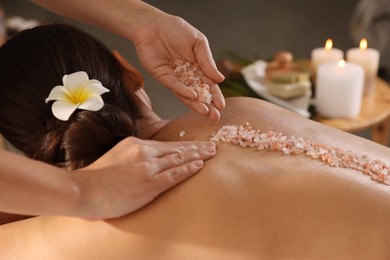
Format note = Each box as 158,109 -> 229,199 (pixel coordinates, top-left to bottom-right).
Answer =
179,131 -> 186,137
210,122 -> 390,186
173,59 -> 213,105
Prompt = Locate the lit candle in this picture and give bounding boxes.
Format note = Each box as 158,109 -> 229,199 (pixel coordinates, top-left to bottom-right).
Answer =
311,39 -> 344,74
316,60 -> 364,118
346,38 -> 380,96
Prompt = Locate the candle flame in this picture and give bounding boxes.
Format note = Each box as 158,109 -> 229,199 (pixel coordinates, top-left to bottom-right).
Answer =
338,59 -> 345,68
359,38 -> 368,50
325,39 -> 333,50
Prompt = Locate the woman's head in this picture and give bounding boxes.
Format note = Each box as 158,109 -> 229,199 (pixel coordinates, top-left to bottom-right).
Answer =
0,24 -> 144,169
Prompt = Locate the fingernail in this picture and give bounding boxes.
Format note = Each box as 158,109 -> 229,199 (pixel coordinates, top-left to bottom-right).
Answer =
203,141 -> 215,148
194,160 -> 203,168
204,142 -> 216,153
174,152 -> 184,164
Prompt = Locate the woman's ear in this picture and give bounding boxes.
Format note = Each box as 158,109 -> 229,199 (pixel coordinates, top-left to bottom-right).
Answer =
112,50 -> 144,90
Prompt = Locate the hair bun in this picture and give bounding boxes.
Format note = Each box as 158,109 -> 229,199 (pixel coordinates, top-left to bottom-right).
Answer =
37,105 -> 138,170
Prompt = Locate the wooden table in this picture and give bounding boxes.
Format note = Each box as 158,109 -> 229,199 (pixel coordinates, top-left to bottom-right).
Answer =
312,78 -> 390,146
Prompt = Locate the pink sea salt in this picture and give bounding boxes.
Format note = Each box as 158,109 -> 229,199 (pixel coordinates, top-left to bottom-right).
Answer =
210,122 -> 390,185
173,59 -> 212,105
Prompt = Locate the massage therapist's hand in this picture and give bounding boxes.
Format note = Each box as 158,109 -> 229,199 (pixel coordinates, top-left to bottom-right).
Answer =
74,137 -> 216,220
130,11 -> 226,121
31,0 -> 226,121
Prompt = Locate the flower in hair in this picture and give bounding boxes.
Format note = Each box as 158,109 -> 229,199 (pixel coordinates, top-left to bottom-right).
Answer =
45,71 -> 110,121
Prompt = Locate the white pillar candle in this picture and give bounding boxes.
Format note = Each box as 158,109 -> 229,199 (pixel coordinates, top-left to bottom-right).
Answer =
346,38 -> 380,96
316,60 -> 364,118
311,39 -> 344,74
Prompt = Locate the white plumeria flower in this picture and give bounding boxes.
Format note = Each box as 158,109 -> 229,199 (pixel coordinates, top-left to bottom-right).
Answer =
45,71 -> 110,121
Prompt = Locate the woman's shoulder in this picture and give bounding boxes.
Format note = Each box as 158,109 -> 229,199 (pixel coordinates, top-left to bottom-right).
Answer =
153,97 -> 294,143
214,97 -> 280,118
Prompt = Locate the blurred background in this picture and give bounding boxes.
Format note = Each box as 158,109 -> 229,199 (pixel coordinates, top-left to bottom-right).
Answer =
2,0 -> 390,142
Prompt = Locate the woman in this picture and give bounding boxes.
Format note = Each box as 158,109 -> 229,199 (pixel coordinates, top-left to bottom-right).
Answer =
0,0 -> 225,223
0,22 -> 216,224
1,24 -> 390,259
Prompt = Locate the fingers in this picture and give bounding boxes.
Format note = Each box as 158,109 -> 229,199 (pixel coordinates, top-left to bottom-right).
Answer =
174,85 -> 224,121
208,102 -> 221,122
160,74 -> 198,100
174,92 -> 209,116
155,55 -> 225,121
152,160 -> 204,190
155,142 -> 216,173
194,34 -> 225,83
210,83 -> 225,111
149,141 -> 216,193
169,74 -> 224,120
145,139 -> 216,159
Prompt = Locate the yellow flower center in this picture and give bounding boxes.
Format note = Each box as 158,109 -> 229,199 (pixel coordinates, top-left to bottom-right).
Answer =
67,85 -> 92,104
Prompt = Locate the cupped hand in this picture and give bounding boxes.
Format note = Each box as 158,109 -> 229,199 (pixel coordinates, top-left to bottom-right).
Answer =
131,13 -> 225,121
74,136 -> 216,220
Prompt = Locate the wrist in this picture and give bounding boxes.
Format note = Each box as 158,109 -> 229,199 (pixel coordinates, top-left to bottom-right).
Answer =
111,0 -> 166,42
53,172 -> 87,218
67,168 -> 111,221
65,171 -> 98,220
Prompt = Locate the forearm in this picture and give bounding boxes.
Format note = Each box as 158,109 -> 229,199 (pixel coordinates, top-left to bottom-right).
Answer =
0,150 -> 82,218
31,0 -> 166,41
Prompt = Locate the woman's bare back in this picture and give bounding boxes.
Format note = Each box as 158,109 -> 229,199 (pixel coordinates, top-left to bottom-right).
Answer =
1,97 -> 390,259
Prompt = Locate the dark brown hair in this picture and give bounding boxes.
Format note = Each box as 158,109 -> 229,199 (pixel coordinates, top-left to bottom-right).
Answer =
0,24 -> 143,169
